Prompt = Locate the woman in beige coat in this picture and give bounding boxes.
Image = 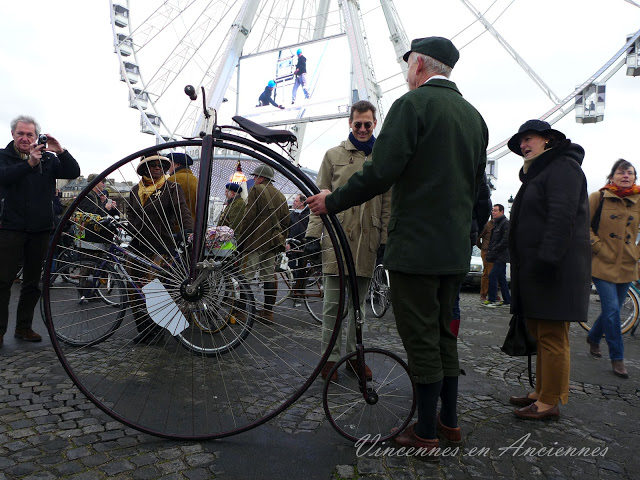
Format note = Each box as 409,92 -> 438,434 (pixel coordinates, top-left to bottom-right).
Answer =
587,158 -> 640,378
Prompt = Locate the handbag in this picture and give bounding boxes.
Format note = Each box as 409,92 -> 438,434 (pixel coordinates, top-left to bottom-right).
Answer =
501,313 -> 537,388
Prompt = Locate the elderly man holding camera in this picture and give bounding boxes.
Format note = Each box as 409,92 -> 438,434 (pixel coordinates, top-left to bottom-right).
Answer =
0,115 -> 80,345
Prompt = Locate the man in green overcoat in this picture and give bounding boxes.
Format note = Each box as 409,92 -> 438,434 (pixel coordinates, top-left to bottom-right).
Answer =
307,37 -> 488,458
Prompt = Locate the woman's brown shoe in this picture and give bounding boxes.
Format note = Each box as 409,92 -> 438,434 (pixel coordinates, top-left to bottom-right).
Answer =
514,403 -> 559,421
612,360 -> 629,378
586,337 -> 602,358
509,395 -> 536,407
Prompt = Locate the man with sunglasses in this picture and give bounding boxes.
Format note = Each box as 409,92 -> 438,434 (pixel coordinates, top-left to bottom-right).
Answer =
304,100 -> 391,381
306,37 -> 488,458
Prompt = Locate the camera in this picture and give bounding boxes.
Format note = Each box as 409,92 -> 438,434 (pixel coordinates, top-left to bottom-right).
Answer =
37,134 -> 48,146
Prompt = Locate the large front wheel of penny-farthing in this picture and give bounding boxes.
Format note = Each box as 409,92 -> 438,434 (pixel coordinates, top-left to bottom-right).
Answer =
323,348 -> 416,443
42,137 -> 352,440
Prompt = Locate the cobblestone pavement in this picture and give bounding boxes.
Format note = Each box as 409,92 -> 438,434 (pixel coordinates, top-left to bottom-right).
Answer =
1,285 -> 639,479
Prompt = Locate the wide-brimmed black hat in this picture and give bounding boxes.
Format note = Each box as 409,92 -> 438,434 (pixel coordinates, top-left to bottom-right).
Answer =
136,155 -> 171,176
507,119 -> 566,156
402,36 -> 459,68
167,152 -> 194,166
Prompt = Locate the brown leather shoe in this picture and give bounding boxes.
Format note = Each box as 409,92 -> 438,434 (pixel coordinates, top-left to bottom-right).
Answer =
612,360 -> 629,378
514,403 -> 559,420
14,329 -> 42,342
321,361 -> 337,381
436,414 -> 462,446
392,423 -> 440,462
586,337 -> 602,358
346,358 -> 372,380
509,394 -> 536,407
256,310 -> 274,325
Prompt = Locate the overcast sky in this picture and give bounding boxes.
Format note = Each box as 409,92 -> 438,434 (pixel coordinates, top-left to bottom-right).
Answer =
1,0 -> 639,210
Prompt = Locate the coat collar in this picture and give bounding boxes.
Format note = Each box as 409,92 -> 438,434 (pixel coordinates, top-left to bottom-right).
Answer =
417,78 -> 461,96
602,189 -> 640,203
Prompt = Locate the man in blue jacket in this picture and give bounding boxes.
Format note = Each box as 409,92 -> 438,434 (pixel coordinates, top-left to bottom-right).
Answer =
0,115 -> 81,344
307,37 -> 488,459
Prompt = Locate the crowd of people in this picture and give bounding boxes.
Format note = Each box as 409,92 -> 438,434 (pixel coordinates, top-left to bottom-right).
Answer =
1,33 -> 637,462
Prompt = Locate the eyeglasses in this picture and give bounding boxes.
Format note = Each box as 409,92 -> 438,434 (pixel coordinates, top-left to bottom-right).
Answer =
353,122 -> 373,130
147,162 -> 163,168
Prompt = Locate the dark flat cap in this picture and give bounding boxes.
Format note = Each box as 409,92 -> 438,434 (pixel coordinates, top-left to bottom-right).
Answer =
402,37 -> 459,68
167,152 -> 194,166
225,182 -> 242,193
507,119 -> 566,155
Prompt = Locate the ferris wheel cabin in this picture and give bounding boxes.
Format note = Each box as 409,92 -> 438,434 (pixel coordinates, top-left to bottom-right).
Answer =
627,33 -> 640,77
574,83 -> 605,124
112,4 -> 129,28
116,34 -> 133,57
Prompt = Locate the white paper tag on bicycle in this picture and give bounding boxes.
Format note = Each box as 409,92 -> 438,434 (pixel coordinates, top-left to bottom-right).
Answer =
142,279 -> 189,335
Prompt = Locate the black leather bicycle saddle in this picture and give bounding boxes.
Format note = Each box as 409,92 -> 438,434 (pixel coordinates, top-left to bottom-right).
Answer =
232,116 -> 297,144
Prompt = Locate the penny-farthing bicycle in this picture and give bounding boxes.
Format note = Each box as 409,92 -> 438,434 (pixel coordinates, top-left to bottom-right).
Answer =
42,87 -> 414,441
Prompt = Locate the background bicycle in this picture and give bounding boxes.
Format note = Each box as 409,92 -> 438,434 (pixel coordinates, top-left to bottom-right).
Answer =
581,280 -> 640,335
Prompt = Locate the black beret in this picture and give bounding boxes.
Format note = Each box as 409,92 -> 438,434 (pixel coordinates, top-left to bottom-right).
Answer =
225,182 -> 242,193
402,36 -> 459,68
167,152 -> 194,166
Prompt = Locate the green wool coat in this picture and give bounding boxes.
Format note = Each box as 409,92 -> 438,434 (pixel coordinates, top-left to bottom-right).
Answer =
238,181 -> 290,253
217,196 -> 246,234
325,79 -> 488,275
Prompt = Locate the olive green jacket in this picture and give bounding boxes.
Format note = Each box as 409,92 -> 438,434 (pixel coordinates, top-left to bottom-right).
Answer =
239,181 -> 290,253
325,79 -> 488,275
217,196 -> 246,233
306,139 -> 391,277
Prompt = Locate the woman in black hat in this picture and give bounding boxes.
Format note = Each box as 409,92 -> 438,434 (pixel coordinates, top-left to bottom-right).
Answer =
506,120 -> 591,420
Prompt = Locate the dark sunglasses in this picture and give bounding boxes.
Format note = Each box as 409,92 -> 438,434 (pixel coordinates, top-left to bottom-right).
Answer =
147,162 -> 163,168
353,121 -> 373,130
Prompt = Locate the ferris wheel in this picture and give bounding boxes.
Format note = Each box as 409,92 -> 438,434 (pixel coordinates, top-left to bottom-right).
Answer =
109,0 -> 640,168
108,0 -> 410,149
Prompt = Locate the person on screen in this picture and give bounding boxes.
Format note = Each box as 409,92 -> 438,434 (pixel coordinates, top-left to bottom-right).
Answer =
257,80 -> 285,110
292,48 -> 311,104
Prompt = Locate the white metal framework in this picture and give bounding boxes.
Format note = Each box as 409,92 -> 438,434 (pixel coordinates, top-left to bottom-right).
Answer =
109,0 -> 410,148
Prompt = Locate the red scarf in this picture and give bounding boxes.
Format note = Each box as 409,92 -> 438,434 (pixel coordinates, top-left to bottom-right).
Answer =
601,183 -> 640,197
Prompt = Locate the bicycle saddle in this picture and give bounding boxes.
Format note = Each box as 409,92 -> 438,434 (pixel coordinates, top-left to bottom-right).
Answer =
232,116 -> 297,144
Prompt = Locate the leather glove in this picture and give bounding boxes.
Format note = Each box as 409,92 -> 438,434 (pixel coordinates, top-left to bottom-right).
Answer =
376,244 -> 386,264
303,237 -> 321,256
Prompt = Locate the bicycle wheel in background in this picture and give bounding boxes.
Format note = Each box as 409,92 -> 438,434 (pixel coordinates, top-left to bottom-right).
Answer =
581,284 -> 639,334
43,259 -> 127,347
370,264 -> 391,318
323,348 -> 415,443
42,135 -> 351,440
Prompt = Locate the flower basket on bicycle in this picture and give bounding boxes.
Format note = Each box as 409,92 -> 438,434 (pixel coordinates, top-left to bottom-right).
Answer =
71,211 -> 117,245
190,225 -> 238,258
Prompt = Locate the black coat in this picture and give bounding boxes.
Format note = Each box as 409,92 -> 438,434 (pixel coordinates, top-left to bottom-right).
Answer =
508,140 -> 591,322
486,214 -> 509,263
0,141 -> 80,232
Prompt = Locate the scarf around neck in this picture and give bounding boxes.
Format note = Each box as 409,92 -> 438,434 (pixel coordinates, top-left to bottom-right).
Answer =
138,175 -> 166,206
348,132 -> 376,157
601,183 -> 640,197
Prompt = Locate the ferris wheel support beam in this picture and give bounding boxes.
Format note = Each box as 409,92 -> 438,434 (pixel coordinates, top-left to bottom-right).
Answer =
290,0 -> 332,166
379,0 -> 411,82
339,0 -> 382,105
459,0 -> 562,105
192,0 -> 261,137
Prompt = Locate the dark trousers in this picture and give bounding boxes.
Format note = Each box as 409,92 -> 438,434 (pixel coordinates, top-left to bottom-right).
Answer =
488,261 -> 511,304
0,230 -> 49,334
388,271 -> 465,384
